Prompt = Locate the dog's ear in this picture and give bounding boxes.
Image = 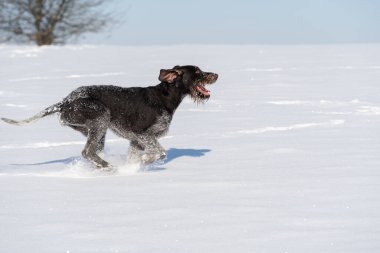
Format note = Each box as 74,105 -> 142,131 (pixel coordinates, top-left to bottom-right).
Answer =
159,69 -> 182,83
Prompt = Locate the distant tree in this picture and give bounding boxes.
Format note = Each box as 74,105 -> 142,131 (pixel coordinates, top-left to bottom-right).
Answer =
0,0 -> 115,46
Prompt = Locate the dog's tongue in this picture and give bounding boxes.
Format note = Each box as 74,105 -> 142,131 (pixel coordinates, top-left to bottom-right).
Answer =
196,84 -> 210,96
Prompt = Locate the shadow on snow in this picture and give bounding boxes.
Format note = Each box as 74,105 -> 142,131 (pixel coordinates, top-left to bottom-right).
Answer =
8,148 -> 211,170
164,148 -> 211,164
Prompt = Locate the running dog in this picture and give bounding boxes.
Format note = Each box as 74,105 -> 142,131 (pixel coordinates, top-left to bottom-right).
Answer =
2,65 -> 218,169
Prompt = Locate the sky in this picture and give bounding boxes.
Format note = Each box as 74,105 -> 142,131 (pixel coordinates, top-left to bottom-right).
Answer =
86,0 -> 380,45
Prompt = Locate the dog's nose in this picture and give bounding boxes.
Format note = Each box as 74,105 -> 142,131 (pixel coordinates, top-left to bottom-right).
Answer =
214,73 -> 218,79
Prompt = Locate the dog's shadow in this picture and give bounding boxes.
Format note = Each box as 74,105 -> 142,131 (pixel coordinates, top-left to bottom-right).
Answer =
10,148 -> 211,170
164,148 -> 211,164
10,156 -> 80,166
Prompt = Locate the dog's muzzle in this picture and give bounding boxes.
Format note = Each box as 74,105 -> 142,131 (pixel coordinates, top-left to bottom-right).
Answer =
194,72 -> 218,97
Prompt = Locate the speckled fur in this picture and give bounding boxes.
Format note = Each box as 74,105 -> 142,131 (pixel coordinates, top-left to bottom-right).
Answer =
1,65 -> 218,168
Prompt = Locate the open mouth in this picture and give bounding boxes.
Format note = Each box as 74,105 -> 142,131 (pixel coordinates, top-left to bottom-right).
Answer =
195,83 -> 211,97
191,73 -> 218,100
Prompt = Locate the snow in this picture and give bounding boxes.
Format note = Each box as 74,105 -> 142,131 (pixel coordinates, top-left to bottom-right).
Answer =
1,44 -> 380,252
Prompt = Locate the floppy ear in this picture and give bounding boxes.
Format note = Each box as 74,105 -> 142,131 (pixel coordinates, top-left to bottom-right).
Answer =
159,69 -> 181,83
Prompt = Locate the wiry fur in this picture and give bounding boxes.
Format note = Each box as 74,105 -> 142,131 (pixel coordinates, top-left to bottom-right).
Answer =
1,65 -> 218,169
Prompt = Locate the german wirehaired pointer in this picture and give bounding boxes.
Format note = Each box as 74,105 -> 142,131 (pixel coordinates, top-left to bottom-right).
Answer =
2,65 -> 218,169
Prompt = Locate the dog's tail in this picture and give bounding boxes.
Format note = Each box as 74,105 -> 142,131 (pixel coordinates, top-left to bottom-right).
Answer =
1,102 -> 62,126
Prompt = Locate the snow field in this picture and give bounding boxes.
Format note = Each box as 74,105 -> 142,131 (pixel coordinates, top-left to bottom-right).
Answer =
0,44 -> 380,252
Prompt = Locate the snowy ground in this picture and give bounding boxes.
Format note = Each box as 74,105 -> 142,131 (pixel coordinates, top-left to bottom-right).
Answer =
0,44 -> 380,253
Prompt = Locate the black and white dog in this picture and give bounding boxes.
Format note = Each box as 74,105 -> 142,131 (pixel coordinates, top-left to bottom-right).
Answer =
2,65 -> 218,169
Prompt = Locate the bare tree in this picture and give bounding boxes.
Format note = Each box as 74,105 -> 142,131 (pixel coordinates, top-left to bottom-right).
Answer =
0,0 -> 115,46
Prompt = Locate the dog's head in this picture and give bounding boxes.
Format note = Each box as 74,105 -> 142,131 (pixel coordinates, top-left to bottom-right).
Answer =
159,65 -> 218,102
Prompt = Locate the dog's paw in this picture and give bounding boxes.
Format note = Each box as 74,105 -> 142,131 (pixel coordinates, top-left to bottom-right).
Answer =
141,152 -> 166,165
100,164 -> 117,173
139,157 -> 166,172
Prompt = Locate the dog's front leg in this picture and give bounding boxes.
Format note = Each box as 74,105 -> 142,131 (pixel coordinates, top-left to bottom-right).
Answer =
127,140 -> 144,164
142,142 -> 166,165
132,136 -> 166,165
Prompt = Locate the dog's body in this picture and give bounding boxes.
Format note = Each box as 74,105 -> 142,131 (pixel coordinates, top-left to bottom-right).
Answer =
2,65 -> 218,168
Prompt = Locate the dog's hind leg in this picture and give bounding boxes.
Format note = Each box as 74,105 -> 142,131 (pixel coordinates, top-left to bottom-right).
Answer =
60,98 -> 111,168
70,125 -> 88,136
96,134 -> 106,153
82,125 -> 109,168
70,125 -> 105,153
